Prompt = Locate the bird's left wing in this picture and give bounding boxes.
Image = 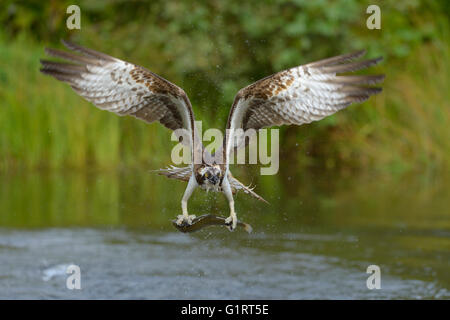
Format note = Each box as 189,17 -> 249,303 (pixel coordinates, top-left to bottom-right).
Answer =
222,50 -> 384,165
40,40 -> 200,156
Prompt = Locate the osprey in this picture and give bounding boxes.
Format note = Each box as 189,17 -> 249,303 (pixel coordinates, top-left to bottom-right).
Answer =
40,40 -> 384,231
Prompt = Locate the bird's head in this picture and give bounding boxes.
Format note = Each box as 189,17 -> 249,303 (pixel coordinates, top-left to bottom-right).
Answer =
199,164 -> 222,186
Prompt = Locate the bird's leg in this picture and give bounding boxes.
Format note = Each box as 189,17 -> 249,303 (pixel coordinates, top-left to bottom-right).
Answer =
224,200 -> 237,232
222,177 -> 237,231
176,176 -> 197,226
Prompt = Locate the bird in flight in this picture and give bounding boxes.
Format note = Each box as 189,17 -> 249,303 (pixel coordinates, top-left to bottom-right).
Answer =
40,40 -> 384,231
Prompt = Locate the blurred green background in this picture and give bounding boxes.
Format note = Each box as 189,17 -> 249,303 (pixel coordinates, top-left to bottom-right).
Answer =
0,0 -> 448,175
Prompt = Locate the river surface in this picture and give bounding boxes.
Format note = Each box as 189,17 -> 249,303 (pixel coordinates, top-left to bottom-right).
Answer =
0,170 -> 449,299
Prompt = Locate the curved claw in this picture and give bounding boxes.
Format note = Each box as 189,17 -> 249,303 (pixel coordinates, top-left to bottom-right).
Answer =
176,214 -> 196,226
224,215 -> 237,232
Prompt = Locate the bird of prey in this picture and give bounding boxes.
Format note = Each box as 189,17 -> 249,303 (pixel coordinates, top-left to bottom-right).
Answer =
40,40 -> 384,231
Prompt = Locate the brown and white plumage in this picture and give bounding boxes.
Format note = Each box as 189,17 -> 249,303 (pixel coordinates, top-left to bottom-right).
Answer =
223,50 -> 384,165
40,40 -> 197,151
41,41 -> 384,231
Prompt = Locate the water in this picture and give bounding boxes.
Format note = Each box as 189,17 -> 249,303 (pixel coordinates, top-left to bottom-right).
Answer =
0,169 -> 449,299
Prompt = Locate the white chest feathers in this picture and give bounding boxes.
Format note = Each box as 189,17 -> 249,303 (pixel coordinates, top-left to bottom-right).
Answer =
200,180 -> 221,192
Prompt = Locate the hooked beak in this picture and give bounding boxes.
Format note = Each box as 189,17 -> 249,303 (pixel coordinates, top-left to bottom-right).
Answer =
208,175 -> 219,185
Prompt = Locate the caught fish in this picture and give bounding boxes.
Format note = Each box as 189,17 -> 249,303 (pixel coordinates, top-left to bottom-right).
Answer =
172,214 -> 253,233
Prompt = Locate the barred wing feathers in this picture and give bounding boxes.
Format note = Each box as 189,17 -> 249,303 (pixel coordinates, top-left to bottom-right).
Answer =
40,40 -> 197,150
156,166 -> 192,182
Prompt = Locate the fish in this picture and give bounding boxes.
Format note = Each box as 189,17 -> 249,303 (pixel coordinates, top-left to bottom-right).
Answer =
172,214 -> 253,233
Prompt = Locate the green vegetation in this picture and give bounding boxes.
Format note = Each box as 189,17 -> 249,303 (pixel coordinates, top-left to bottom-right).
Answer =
0,0 -> 448,175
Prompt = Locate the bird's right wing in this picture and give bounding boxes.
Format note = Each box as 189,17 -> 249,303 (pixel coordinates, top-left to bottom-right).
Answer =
40,40 -> 201,158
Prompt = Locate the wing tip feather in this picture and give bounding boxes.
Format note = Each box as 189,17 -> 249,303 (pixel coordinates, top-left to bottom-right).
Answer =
61,39 -> 116,62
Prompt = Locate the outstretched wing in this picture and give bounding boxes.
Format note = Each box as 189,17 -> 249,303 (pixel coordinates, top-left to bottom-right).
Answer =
223,50 -> 384,165
156,165 -> 192,182
40,40 -> 199,156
